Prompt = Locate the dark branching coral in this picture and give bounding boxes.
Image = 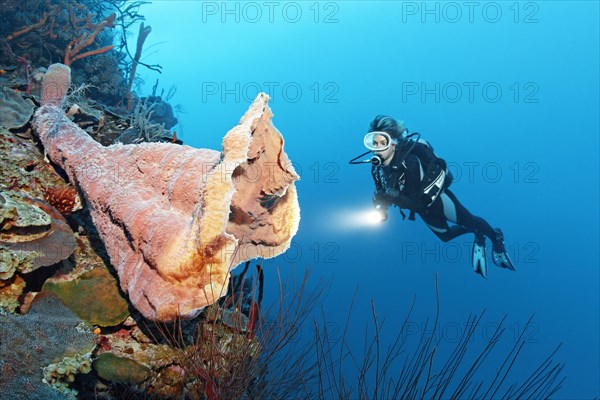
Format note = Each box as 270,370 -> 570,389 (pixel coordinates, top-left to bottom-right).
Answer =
309,283 -> 565,400
0,293 -> 96,399
72,52 -> 128,106
140,268 -> 324,400
0,0 -> 142,106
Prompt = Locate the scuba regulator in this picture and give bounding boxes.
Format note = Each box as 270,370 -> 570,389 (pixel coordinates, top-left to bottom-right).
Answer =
348,150 -> 384,166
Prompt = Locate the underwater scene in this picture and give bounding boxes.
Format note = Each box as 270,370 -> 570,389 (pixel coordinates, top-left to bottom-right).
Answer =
0,1 -> 598,399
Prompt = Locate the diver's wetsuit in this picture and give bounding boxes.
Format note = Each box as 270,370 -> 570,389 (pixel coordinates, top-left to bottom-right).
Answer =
372,139 -> 497,245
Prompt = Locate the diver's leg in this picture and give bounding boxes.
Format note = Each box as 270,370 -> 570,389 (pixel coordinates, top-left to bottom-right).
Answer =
419,196 -> 468,242
420,194 -> 487,277
420,192 -> 470,242
444,190 -> 496,242
419,193 -> 490,276
432,225 -> 470,242
440,190 -> 494,277
443,189 -> 516,272
438,192 -> 471,239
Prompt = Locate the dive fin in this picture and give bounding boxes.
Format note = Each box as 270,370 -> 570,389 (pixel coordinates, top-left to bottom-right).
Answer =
492,228 -> 516,271
492,251 -> 516,271
471,235 -> 487,278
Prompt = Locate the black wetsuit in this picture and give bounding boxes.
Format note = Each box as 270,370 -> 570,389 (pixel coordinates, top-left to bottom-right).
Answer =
372,139 -> 498,245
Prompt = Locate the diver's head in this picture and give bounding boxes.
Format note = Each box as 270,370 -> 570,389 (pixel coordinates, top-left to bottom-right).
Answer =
369,115 -> 406,140
364,115 -> 407,165
364,132 -> 396,166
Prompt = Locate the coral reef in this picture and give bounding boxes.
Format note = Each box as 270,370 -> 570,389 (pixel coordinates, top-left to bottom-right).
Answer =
0,293 -> 96,398
0,0 -> 169,123
0,4 -> 305,399
0,0 -> 178,148
0,125 -> 79,315
0,127 -> 68,197
0,2 -> 569,399
0,5 -> 305,398
34,64 -> 300,321
88,299 -> 264,399
1,0 -> 124,102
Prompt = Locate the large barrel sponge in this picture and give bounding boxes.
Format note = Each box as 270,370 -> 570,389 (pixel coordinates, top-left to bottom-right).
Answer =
33,64 -> 300,321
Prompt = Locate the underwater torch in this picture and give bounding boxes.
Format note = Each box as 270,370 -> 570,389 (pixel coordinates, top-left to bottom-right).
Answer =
368,204 -> 388,224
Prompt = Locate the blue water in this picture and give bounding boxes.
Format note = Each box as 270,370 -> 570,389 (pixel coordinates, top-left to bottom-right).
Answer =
136,2 -> 599,398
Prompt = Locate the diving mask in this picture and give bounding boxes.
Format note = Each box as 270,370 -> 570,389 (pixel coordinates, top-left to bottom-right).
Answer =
363,131 -> 398,151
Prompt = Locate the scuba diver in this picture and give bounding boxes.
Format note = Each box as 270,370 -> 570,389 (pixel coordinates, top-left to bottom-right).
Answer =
350,115 -> 515,278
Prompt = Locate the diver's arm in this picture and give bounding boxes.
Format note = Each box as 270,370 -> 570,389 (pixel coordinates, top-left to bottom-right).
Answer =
390,193 -> 422,211
397,155 -> 426,212
418,157 -> 448,208
373,190 -> 391,209
371,167 -> 389,209
412,142 -> 450,203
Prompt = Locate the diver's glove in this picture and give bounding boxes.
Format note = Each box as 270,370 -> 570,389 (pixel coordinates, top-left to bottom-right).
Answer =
374,204 -> 388,222
372,191 -> 390,222
373,190 -> 394,207
375,188 -> 413,208
374,189 -> 421,220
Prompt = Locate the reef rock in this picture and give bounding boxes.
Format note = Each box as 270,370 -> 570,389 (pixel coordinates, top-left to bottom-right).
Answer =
0,293 -> 96,399
0,86 -> 35,129
34,64 -> 300,321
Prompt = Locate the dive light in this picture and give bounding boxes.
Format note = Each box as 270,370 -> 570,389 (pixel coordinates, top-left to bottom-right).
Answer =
374,204 -> 388,222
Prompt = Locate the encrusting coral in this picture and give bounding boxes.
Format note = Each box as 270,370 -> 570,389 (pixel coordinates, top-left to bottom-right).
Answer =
43,353 -> 93,397
43,265 -> 130,327
0,275 -> 26,313
34,64 -> 300,321
0,190 -> 76,277
92,352 -> 151,384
